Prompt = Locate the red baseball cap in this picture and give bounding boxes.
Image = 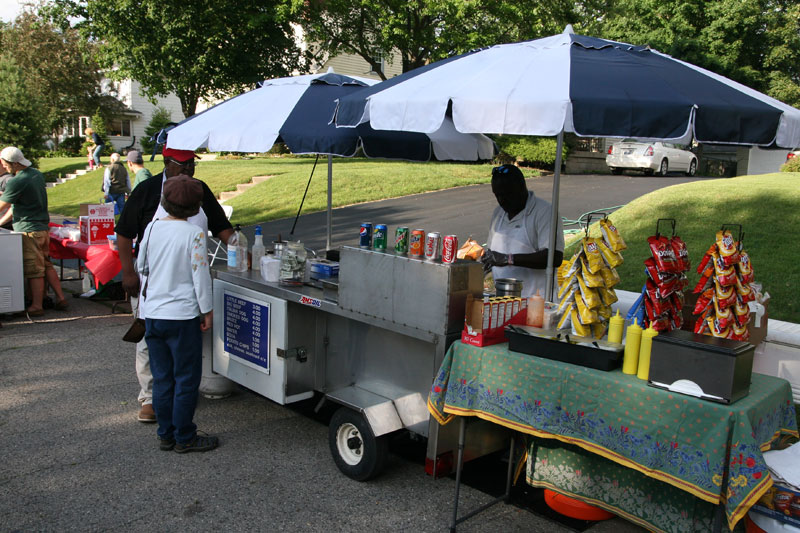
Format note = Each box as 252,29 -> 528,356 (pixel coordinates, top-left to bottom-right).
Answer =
162,146 -> 199,162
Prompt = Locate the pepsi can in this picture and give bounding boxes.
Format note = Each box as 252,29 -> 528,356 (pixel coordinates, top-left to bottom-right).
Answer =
359,223 -> 373,248
373,224 -> 388,251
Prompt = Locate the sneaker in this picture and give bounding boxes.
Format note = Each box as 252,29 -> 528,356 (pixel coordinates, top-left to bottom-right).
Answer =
174,434 -> 219,454
137,403 -> 156,423
158,437 -> 176,451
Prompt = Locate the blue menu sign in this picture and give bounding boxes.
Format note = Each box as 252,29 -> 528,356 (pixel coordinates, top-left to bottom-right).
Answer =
223,291 -> 270,372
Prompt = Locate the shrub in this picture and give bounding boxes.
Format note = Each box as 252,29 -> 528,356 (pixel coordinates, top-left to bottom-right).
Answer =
140,106 -> 173,155
59,135 -> 85,156
492,135 -> 569,169
780,156 -> 800,172
90,108 -> 111,154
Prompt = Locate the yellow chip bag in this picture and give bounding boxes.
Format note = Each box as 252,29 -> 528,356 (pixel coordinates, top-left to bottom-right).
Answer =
600,218 -> 627,252
558,274 -> 577,300
571,309 -> 592,336
557,302 -> 574,329
558,288 -> 576,314
592,321 -> 608,339
599,287 -> 618,306
582,237 -> 604,273
596,305 -> 612,320
600,267 -> 620,288
597,239 -> 624,268
576,272 -> 602,308
580,257 -> 605,288
574,293 -> 599,324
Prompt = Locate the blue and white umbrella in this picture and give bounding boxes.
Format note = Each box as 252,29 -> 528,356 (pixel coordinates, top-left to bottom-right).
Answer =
334,27 -> 800,297
167,71 -> 494,247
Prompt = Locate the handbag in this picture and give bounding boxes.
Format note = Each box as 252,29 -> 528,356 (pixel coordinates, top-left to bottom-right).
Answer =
122,222 -> 154,343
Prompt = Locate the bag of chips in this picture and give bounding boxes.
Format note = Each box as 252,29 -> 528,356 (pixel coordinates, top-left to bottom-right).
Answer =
696,244 -> 716,274
707,315 -> 731,338
576,273 -> 602,309
730,321 -> 750,341
693,265 -> 714,294
693,288 -> 714,315
644,257 -> 679,295
716,230 -> 740,266
737,251 -> 754,284
671,291 -> 684,312
671,235 -> 690,272
582,238 -> 604,273
600,267 -> 620,288
571,309 -> 592,336
735,277 -> 755,303
599,287 -> 618,306
592,321 -> 608,339
712,253 -> 738,286
558,271 -> 577,300
597,239 -> 624,269
734,297 -> 751,326
714,279 -> 737,308
600,218 -> 627,252
650,314 -> 671,332
557,302 -> 574,329
580,257 -> 605,288
648,235 -> 680,273
574,292 -> 599,324
713,297 -> 735,329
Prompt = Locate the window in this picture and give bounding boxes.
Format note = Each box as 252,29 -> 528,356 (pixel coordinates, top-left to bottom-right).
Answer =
108,119 -> 132,137
370,51 -> 385,75
574,137 -> 603,153
79,117 -> 91,136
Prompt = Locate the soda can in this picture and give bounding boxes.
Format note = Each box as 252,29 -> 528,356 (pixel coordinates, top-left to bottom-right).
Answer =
409,229 -> 425,258
424,232 -> 441,262
442,235 -> 458,264
359,223 -> 373,248
394,226 -> 409,255
373,224 -> 388,251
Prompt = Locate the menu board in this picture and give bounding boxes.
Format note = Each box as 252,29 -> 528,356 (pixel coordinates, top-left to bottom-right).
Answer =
223,291 -> 270,372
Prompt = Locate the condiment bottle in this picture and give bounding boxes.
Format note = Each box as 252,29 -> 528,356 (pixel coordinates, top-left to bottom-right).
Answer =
527,290 -> 544,327
637,326 -> 659,380
621,318 -> 643,375
608,310 -> 625,344
251,225 -> 265,272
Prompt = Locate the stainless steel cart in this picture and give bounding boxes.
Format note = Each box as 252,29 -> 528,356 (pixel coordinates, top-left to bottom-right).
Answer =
212,246 -> 509,479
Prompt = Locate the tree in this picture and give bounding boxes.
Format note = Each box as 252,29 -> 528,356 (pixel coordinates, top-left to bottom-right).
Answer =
85,0 -> 302,117
599,0 -> 800,108
140,106 -> 173,155
296,0 -> 608,80
0,11 -> 110,142
0,52 -> 48,151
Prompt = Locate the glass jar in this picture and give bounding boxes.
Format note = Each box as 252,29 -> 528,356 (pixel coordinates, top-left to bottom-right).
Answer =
279,241 -> 307,286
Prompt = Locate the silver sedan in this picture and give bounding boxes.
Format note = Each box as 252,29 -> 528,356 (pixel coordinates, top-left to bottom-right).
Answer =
606,139 -> 698,176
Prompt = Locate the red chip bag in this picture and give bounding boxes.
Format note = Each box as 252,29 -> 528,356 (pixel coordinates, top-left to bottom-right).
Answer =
707,315 -> 731,338
735,277 -> 755,303
714,279 -> 737,308
696,244 -> 716,274
713,297 -> 735,330
644,257 -> 679,295
671,312 -> 683,330
671,291 -> 684,312
693,288 -> 714,315
713,253 -> 738,287
644,295 -> 657,322
734,296 -> 750,326
695,312 -> 710,334
650,314 -> 671,332
693,265 -> 714,294
730,321 -> 750,341
737,251 -> 754,284
648,235 -> 680,273
671,235 -> 690,272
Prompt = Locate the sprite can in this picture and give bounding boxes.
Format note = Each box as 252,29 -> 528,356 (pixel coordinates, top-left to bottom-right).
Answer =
394,226 -> 409,255
373,224 -> 388,251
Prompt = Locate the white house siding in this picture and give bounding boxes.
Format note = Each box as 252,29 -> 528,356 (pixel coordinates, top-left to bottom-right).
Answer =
105,79 -> 185,152
318,50 -> 403,80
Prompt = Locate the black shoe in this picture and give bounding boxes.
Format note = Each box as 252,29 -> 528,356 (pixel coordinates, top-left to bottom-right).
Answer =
159,437 -> 176,451
174,434 -> 219,454
42,296 -> 54,309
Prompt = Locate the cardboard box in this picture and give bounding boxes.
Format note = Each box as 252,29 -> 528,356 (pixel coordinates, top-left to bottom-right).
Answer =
462,294 -> 526,347
80,203 -> 114,218
80,216 -> 115,245
749,482 -> 800,528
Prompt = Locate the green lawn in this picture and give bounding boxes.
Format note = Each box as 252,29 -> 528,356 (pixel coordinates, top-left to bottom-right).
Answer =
564,173 -> 800,323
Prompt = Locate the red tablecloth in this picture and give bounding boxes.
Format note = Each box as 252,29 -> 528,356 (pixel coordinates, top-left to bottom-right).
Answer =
49,236 -> 122,288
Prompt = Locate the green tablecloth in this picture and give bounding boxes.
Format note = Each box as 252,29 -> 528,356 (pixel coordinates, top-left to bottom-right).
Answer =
427,341 -> 798,530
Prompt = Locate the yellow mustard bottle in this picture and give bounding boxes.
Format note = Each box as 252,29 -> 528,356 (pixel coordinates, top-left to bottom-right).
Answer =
637,326 -> 659,380
622,318 -> 643,375
608,309 -> 625,344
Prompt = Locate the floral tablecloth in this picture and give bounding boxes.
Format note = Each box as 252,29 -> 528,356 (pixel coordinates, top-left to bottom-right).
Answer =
427,341 -> 798,530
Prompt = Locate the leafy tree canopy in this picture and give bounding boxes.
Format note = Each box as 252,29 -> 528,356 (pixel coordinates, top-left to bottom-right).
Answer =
0,52 -> 48,151
82,0 -> 302,117
295,0 -> 608,80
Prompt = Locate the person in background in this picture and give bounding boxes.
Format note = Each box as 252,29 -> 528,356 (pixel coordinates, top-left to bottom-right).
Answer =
116,146 -> 233,423
86,127 -> 105,169
126,150 -> 152,189
103,153 -> 131,215
137,174 -> 217,453
481,164 -> 564,299
0,167 -> 13,230
0,146 -> 68,315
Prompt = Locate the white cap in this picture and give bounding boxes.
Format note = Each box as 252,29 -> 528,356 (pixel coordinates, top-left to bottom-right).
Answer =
0,146 -> 32,167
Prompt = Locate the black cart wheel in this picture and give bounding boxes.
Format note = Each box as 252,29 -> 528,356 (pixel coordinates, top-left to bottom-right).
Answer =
328,407 -> 388,481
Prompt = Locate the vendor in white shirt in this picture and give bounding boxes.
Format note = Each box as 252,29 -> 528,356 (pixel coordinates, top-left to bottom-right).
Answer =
481,164 -> 564,299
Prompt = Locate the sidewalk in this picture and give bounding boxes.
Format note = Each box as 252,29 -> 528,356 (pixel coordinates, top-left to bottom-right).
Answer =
0,271 -> 641,532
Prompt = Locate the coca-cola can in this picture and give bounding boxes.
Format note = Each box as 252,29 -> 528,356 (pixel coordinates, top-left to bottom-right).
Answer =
424,232 -> 441,261
442,235 -> 458,264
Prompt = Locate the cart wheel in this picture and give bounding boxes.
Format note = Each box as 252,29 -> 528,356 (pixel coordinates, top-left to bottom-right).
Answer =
328,407 -> 388,481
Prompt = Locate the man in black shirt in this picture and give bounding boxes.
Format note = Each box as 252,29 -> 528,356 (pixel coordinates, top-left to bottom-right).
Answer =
116,147 -> 233,423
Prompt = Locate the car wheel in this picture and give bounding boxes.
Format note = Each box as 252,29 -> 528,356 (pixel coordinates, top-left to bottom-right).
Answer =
686,159 -> 697,176
329,407 -> 388,481
643,168 -> 654,176
611,167 -> 623,175
658,159 -> 668,176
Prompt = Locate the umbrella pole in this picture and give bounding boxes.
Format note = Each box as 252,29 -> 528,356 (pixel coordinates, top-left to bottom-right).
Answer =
545,130 -> 564,301
327,154 -> 333,250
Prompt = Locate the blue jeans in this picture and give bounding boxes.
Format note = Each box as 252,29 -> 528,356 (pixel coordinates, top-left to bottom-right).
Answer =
106,193 -> 125,215
145,317 -> 203,444
93,145 -> 104,166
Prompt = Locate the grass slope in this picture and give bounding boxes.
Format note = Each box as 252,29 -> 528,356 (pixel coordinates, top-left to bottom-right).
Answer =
566,173 -> 800,323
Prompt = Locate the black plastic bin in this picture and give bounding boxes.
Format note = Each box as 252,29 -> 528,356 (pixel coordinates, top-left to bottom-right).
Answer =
506,328 -> 624,371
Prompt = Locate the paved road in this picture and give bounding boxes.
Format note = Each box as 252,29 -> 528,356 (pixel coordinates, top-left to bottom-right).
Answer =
242,173 -> 712,252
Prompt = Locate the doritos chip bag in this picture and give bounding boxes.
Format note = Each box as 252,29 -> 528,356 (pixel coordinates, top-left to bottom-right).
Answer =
670,235 -> 690,272
648,235 -> 680,273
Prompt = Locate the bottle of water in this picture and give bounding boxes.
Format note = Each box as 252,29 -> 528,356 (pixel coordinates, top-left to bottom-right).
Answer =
251,225 -> 265,272
237,226 -> 249,272
227,226 -> 240,271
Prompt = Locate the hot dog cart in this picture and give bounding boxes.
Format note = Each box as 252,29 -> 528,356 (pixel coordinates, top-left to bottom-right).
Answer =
212,245 -> 509,480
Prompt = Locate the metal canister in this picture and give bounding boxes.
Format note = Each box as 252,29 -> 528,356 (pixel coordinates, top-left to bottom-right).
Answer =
373,224 -> 388,251
409,229 -> 425,258
442,235 -> 458,264
359,222 -> 373,248
394,226 -> 409,255
424,231 -> 441,261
